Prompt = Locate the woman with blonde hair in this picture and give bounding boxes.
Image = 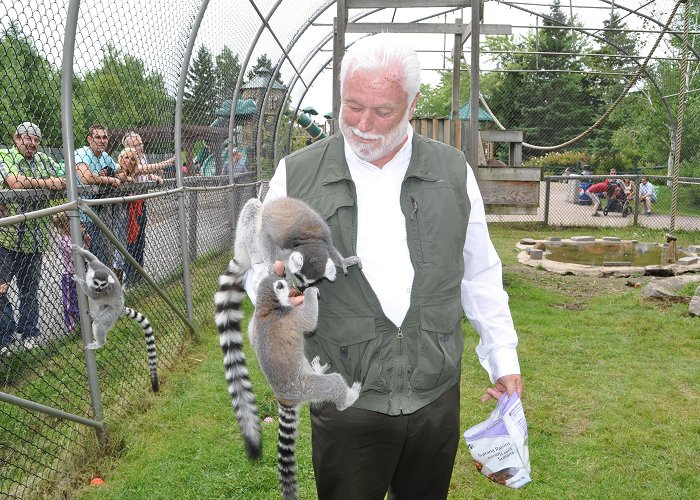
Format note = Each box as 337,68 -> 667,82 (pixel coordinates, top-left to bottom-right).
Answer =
116,147 -> 161,285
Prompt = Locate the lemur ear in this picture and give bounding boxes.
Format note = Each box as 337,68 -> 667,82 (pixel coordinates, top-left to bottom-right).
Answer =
288,251 -> 303,273
324,258 -> 337,281
108,275 -> 115,284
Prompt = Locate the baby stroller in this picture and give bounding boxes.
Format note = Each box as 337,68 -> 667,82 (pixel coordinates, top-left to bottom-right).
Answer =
603,181 -> 632,217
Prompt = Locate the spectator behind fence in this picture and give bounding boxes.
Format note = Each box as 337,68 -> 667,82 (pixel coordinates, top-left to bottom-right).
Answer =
0,122 -> 67,354
586,178 -> 610,217
121,131 -> 174,177
75,124 -> 128,267
222,147 -> 247,175
52,212 -> 86,333
110,148 -> 138,284
115,147 -> 161,286
121,133 -> 165,283
253,34 -> 523,499
638,176 -> 656,215
622,177 -> 636,202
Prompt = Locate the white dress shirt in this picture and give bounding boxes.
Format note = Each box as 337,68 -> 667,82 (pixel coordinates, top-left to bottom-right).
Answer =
252,125 -> 520,383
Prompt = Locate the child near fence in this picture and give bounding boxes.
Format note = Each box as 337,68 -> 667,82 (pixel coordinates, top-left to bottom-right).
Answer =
53,212 -> 89,333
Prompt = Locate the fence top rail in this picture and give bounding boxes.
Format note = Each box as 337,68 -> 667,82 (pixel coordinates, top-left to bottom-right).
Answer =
546,174 -> 700,183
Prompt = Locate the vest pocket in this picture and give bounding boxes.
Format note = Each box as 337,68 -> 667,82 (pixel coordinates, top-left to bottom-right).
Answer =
411,299 -> 464,391
304,313 -> 384,391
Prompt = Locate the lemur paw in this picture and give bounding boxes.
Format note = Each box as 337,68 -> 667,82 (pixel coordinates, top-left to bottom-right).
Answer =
341,256 -> 362,274
310,356 -> 329,374
85,342 -> 101,350
338,382 -> 362,411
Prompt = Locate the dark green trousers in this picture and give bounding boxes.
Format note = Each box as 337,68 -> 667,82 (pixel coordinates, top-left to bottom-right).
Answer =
310,383 -> 461,500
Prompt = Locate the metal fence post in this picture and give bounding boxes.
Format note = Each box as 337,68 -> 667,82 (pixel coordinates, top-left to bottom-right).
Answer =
189,186 -> 198,261
174,0 -> 211,325
61,0 -> 106,445
633,174 -> 640,225
544,177 -> 551,226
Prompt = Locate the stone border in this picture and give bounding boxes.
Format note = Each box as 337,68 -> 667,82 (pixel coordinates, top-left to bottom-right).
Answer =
517,237 -> 700,278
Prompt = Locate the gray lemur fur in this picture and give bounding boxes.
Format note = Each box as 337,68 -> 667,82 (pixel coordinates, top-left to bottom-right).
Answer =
71,245 -> 160,392
250,275 -> 361,410
234,197 -> 362,288
251,275 -> 361,500
72,245 -> 124,349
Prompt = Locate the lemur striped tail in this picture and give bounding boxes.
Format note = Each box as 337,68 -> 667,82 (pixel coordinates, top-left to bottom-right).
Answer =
278,404 -> 300,500
123,307 -> 159,392
215,259 -> 262,461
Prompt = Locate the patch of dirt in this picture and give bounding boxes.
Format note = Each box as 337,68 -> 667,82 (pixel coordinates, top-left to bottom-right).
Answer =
505,263 -> 647,301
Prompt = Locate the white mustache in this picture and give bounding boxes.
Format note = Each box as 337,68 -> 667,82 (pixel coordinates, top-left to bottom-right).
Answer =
349,128 -> 382,141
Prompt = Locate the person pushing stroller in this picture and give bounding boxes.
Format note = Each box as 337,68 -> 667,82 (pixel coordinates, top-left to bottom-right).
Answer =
603,179 -> 631,217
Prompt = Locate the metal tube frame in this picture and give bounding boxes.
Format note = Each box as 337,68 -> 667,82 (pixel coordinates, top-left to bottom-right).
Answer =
174,0 -> 211,325
60,0 -> 106,445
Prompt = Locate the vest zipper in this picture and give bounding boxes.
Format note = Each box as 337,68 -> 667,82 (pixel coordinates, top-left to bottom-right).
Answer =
397,327 -> 405,398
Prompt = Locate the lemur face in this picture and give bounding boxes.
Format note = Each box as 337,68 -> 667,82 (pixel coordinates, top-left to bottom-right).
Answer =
288,243 -> 336,286
273,278 -> 291,307
88,268 -> 114,292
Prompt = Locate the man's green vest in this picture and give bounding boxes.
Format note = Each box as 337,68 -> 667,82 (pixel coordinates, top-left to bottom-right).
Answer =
285,133 -> 470,415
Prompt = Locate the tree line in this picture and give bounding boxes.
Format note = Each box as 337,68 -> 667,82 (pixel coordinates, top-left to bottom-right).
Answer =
415,0 -> 700,175
0,22 -> 280,151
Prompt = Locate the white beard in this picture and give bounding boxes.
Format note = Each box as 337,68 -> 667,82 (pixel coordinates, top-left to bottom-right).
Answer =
339,108 -> 409,163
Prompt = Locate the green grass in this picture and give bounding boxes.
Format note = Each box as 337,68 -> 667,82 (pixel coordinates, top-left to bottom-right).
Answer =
63,224 -> 700,499
0,251 -> 231,498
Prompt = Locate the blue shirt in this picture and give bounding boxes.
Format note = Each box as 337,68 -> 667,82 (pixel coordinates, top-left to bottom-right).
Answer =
74,146 -> 118,180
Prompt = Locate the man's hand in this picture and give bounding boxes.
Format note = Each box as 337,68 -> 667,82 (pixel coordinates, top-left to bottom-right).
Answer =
273,260 -> 304,306
481,374 -> 523,403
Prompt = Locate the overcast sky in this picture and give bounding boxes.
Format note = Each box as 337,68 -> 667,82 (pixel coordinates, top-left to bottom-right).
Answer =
0,0 -> 682,120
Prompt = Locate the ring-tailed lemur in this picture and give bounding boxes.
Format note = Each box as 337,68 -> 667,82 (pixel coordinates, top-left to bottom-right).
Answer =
72,245 -> 159,392
216,196 -> 360,445
216,197 -> 362,497
234,197 -> 362,288
216,271 -> 361,499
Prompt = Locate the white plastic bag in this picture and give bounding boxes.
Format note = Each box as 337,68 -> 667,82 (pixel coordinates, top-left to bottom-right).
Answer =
463,391 -> 531,489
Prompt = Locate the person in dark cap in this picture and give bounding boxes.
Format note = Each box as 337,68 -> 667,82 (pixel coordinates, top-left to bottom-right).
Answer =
0,121 -> 66,354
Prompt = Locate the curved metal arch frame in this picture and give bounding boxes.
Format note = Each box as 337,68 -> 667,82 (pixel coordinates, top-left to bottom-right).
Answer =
271,9 -> 384,166
251,0 -> 337,175
274,6 -> 468,161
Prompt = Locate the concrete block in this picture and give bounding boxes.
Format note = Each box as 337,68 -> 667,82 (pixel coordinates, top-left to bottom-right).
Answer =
529,249 -> 543,260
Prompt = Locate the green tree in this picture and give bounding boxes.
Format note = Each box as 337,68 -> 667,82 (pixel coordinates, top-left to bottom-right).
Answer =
215,46 -> 241,106
0,23 -> 62,147
414,59 -> 470,118
480,1 -> 602,160
580,12 -> 640,159
75,44 -> 174,136
183,45 -> 217,125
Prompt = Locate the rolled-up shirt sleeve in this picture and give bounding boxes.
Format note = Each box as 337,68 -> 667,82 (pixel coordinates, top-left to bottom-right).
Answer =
461,164 -> 521,383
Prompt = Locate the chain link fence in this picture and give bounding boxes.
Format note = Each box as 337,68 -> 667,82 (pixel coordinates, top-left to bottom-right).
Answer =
1,0 -> 698,497
486,174 -> 700,231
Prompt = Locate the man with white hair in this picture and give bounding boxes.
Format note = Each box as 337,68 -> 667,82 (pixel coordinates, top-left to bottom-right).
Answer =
0,122 -> 66,353
248,35 -> 523,498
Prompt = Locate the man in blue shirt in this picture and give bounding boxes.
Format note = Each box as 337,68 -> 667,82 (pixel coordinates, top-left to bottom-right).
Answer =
75,124 -> 126,266
638,176 -> 656,215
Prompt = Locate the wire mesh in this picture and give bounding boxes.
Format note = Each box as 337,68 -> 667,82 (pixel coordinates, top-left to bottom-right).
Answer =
1,0 -> 698,497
